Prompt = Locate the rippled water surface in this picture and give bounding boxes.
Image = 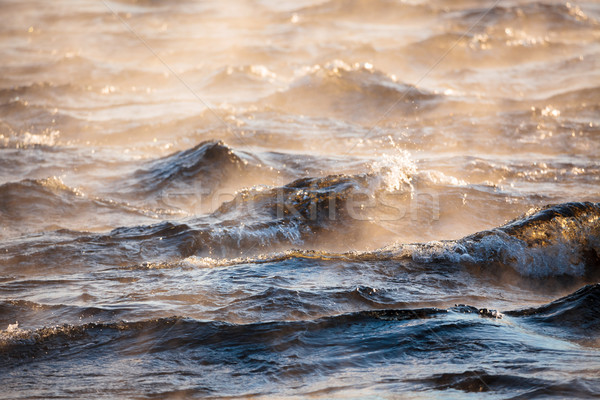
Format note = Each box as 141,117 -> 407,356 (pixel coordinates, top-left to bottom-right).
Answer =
1,0 -> 600,398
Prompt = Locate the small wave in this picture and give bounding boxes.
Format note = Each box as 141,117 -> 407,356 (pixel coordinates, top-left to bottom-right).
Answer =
542,85 -> 600,105
0,82 -> 76,104
454,156 -> 600,186
264,60 -> 438,122
132,140 -> 256,193
506,284 -> 600,344
452,3 -> 599,35
403,31 -> 572,71
537,86 -> 600,120
293,0 -> 433,21
413,369 -> 555,393
0,129 -> 60,148
0,300 -> 132,331
202,65 -> 279,91
118,140 -> 274,213
0,177 -> 161,238
202,285 -> 431,324
0,99 -> 74,148
110,0 -> 175,6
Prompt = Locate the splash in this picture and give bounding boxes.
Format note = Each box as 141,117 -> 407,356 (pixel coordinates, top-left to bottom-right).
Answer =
369,137 -> 416,192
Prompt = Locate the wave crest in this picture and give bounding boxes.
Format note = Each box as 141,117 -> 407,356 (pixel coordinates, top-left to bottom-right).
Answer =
265,60 -> 438,122
410,202 -> 600,278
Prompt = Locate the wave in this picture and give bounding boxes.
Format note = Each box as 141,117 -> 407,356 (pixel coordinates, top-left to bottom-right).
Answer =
48,54 -> 174,90
0,304 -> 503,358
402,31 -> 573,71
444,156 -> 600,186
130,140 -> 259,194
405,202 -> 600,279
93,144 -> 418,257
542,85 -> 600,105
246,201 -> 600,280
175,198 -> 599,282
0,177 -> 163,238
505,284 -> 600,343
452,3 -> 599,35
2,293 -> 598,397
292,0 -> 433,21
0,139 -> 596,277
263,61 -> 438,122
496,202 -> 600,246
202,286 -> 432,324
0,99 -> 76,147
406,3 -> 599,71
0,82 -> 75,104
193,200 -> 597,281
0,300 -> 133,331
105,173 -> 388,260
3,0 -> 599,397
1,294 -> 590,370
118,140 -> 295,213
538,86 -> 600,119
2,285 -> 597,355
411,369 -> 592,396
2,166 -> 597,280
201,65 -> 279,93
398,2 -> 600,71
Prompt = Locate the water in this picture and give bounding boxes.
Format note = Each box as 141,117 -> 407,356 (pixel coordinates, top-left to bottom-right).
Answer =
1,0 -> 599,398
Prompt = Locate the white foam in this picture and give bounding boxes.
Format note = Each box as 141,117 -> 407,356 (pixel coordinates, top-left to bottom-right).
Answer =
370,143 -> 416,193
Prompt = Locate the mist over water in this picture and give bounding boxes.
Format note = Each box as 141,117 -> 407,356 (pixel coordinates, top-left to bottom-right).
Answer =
1,0 -> 600,398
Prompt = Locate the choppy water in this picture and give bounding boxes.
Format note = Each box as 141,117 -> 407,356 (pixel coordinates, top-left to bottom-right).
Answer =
1,0 -> 600,398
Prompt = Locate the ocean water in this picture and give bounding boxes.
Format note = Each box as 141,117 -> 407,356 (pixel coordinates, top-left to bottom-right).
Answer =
1,0 -> 600,398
